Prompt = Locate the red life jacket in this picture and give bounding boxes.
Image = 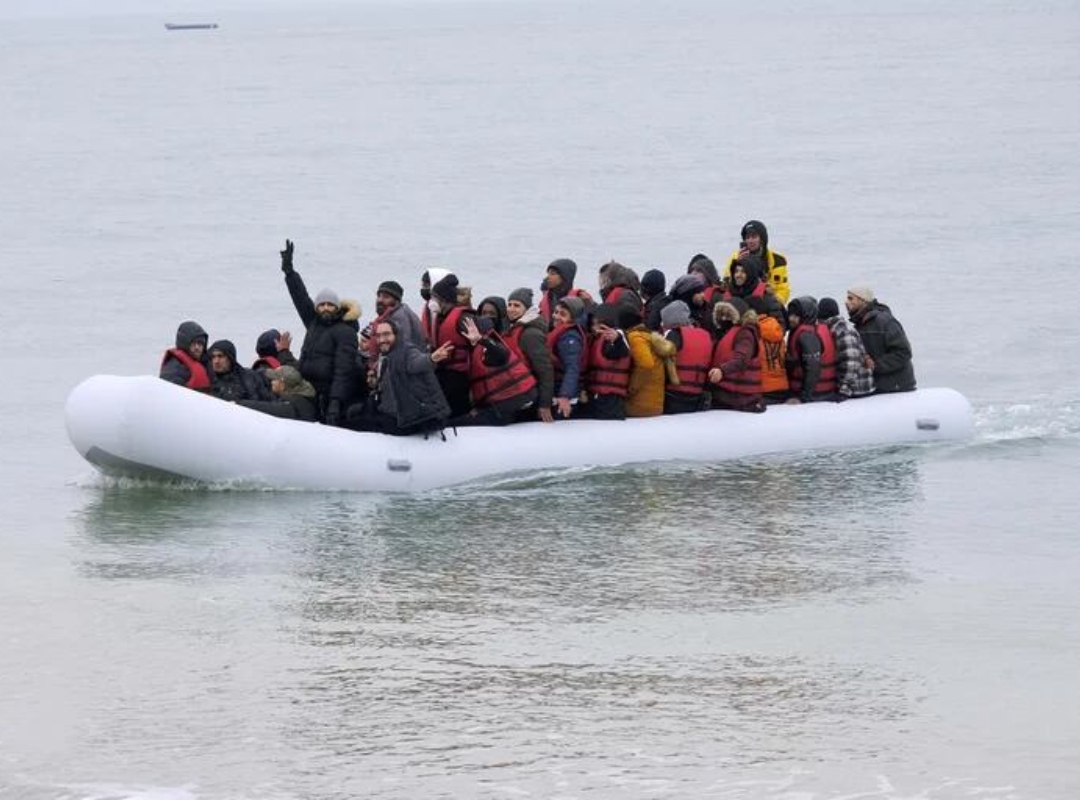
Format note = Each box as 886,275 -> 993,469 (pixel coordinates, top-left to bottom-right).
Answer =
539,288 -> 585,325
252,355 -> 281,370
722,281 -> 766,302
712,324 -> 762,395
667,326 -> 713,396
585,335 -> 631,397
505,324 -> 526,357
161,348 -> 211,391
432,306 -> 471,373
546,322 -> 587,385
468,332 -> 538,406
603,286 -> 642,311
787,322 -> 837,396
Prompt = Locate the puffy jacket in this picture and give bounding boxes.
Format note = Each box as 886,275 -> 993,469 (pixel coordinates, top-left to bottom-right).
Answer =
285,269 -> 361,403
851,301 -> 916,393
626,326 -> 676,417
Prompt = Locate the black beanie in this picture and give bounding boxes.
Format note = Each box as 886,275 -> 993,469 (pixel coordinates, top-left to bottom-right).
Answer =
432,274 -> 459,303
377,280 -> 404,302
255,329 -> 280,358
641,268 -> 666,297
818,297 -> 840,320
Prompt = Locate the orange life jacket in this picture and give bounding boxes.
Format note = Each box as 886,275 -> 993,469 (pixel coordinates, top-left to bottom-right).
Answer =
667,326 -> 712,396
712,324 -> 762,395
758,315 -> 789,394
161,348 -> 211,391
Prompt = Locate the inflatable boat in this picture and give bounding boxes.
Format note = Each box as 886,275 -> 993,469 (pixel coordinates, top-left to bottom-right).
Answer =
65,375 -> 974,492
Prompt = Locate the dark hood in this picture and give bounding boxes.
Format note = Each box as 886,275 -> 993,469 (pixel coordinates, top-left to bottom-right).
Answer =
209,339 -> 238,365
477,295 -> 509,334
729,255 -> 765,297
175,320 -> 208,350
599,261 -> 641,294
788,295 -> 819,324
741,220 -> 769,250
687,255 -> 722,287
669,273 -> 707,304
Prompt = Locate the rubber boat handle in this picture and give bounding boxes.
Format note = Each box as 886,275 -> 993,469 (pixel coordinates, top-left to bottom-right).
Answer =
387,459 -> 412,472
915,419 -> 940,431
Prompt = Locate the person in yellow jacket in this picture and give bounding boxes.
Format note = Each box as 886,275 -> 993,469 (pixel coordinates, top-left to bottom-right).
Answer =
621,303 -> 677,417
726,220 -> 790,304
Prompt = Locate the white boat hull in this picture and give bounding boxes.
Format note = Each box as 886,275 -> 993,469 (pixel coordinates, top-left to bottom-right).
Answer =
65,375 -> 974,492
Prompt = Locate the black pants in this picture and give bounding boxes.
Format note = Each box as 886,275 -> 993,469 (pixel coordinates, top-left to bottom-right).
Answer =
663,392 -> 706,415
583,393 -> 626,420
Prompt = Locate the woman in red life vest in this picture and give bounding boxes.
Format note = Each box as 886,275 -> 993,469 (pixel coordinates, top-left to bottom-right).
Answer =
160,320 -> 211,392
708,299 -> 765,413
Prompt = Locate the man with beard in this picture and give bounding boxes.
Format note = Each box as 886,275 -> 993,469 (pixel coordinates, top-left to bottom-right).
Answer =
160,320 -> 211,391
207,340 -> 274,403
360,280 -> 425,368
845,286 -> 916,393
279,239 -> 361,426
351,319 -> 452,436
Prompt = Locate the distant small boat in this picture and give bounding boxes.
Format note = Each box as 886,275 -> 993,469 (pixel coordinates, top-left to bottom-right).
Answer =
164,23 -> 219,31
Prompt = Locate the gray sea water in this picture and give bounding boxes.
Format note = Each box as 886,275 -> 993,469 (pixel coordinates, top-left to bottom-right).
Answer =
2,1 -> 1079,798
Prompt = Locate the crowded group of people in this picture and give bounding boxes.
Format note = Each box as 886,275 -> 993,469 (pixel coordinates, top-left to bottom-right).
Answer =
159,220 -> 917,436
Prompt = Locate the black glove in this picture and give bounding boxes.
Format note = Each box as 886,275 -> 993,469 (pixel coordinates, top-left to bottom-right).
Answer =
280,239 -> 294,274
324,399 -> 341,427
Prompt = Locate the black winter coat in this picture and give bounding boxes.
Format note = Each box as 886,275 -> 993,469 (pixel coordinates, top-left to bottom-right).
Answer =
285,270 -> 361,403
375,343 -> 450,431
211,365 -> 273,403
852,301 -> 916,393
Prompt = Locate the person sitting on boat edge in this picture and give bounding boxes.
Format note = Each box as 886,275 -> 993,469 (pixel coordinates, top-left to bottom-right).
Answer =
581,303 -> 631,420
624,302 -> 677,418
709,299 -> 765,413
818,297 -> 874,401
279,239 -> 362,426
539,258 -> 588,326
239,365 -> 319,422
348,319 -> 451,436
252,328 -> 298,372
661,300 -> 712,415
160,320 -> 211,391
640,268 -> 671,332
727,220 -> 790,304
208,340 -> 273,404
505,287 -> 555,423
785,297 -> 838,404
426,273 -> 477,419
845,286 -> 916,394
453,316 -> 537,427
547,296 -> 588,419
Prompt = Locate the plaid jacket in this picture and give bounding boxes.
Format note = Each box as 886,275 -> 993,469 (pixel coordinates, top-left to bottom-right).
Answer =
825,317 -> 875,397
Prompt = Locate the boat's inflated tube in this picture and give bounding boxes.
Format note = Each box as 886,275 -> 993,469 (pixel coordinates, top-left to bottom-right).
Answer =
65,375 -> 974,492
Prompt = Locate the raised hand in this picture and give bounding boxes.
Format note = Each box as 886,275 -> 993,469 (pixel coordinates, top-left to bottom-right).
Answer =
280,239 -> 294,273
275,331 -> 292,352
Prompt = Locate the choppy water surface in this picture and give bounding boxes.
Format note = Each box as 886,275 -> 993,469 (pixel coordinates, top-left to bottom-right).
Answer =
2,1 -> 1079,798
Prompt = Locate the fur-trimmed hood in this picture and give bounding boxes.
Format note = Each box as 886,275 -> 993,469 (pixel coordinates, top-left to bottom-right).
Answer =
713,300 -> 759,328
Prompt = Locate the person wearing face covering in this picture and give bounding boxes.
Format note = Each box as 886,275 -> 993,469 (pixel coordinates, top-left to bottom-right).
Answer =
708,300 -> 764,413
278,239 -> 361,426
426,272 -> 477,417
